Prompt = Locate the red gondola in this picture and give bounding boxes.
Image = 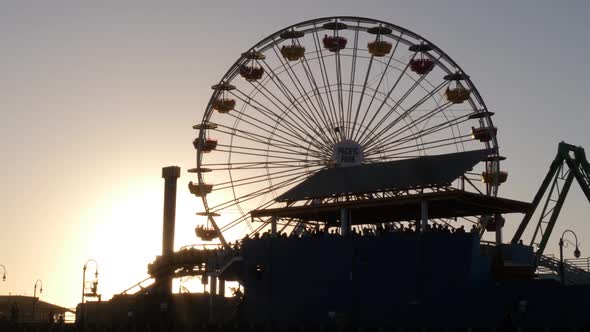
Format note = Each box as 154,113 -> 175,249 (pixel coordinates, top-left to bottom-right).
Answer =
188,181 -> 213,197
192,138 -> 218,153
470,127 -> 497,142
239,65 -> 264,81
368,40 -> 392,57
212,98 -> 236,114
481,171 -> 508,184
481,215 -> 505,232
323,35 -> 347,52
409,58 -> 435,75
195,225 -> 218,241
281,45 -> 305,61
445,84 -> 471,104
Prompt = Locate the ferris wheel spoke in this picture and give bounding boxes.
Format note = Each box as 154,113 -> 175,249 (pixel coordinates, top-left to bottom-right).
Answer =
385,111 -> 473,148
257,59 -> 336,150
297,42 -> 341,143
334,29 -> 345,139
369,134 -> 473,158
210,170 -> 316,213
242,82 -> 331,152
229,86 -> 318,146
355,64 -> 425,145
212,124 -> 310,154
225,105 -> 327,154
351,33 -> 404,142
202,160 -> 325,170
268,46 -> 338,146
311,28 -> 340,134
365,114 -> 473,156
362,101 -> 452,154
345,23 -> 360,139
219,208 -> 262,233
349,54 -> 374,141
375,101 -> 453,146
213,147 -> 326,162
229,88 -> 312,144
214,166 -> 321,192
217,143 -> 324,159
359,80 -> 448,149
213,163 -> 321,188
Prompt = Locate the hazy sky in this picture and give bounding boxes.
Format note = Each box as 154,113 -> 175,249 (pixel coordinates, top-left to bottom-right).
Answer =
2,1 -> 590,308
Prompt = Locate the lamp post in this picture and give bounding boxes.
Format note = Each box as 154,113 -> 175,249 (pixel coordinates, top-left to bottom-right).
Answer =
559,230 -> 581,285
33,279 -> 43,322
82,259 -> 99,303
0,265 -> 6,281
82,259 -> 99,328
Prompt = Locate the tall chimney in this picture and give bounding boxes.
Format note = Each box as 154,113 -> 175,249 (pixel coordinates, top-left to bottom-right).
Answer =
160,166 -> 180,294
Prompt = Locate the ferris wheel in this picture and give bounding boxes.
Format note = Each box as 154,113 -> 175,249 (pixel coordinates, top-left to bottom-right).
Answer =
190,17 -> 504,247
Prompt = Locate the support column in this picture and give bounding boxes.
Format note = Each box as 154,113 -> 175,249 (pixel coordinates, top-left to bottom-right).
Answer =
420,200 -> 429,232
271,215 -> 277,237
209,275 -> 218,323
159,166 -> 180,295
209,276 -> 217,296
340,208 -> 349,236
218,279 -> 225,297
495,214 -> 504,264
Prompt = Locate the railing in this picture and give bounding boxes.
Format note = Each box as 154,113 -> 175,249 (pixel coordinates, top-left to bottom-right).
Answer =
566,257 -> 590,272
119,276 -> 154,295
537,255 -> 590,285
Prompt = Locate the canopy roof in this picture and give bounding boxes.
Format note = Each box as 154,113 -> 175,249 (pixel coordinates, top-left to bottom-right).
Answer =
277,149 -> 494,202
253,190 -> 531,224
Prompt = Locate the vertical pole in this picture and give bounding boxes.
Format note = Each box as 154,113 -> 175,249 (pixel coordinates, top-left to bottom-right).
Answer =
559,238 -> 565,285
160,166 -> 181,295
420,200 -> 428,232
81,266 -> 86,304
495,214 -> 503,245
219,279 -> 225,297
209,275 -> 217,322
340,208 -> 349,236
210,276 -> 217,296
81,266 -> 86,327
271,215 -> 277,237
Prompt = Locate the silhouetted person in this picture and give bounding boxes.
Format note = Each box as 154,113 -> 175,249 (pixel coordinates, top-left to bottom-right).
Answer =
10,302 -> 18,322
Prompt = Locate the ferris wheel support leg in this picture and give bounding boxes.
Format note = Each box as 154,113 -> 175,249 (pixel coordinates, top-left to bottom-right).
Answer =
420,200 -> 429,232
495,216 -> 503,246
340,208 -> 350,236
495,214 -> 504,264
271,215 -> 277,237
219,279 -> 225,297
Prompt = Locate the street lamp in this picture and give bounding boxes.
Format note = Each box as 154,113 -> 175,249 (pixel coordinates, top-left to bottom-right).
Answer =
33,279 -> 43,322
0,265 -> 6,281
34,279 -> 43,298
82,259 -> 99,303
559,230 -> 581,285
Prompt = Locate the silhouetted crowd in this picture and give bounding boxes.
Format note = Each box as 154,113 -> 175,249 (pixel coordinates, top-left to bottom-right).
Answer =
242,222 -> 477,241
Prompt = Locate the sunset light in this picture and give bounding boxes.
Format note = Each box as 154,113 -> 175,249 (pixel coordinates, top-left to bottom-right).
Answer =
2,2 -> 590,330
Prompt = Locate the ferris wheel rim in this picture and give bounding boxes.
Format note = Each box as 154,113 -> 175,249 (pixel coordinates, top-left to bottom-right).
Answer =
194,16 -> 501,244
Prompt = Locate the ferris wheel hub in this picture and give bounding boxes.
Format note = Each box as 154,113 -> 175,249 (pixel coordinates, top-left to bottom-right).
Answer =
332,139 -> 364,167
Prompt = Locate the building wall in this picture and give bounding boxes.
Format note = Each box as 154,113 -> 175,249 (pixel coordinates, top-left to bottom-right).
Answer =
240,234 -> 590,327
240,233 -> 491,326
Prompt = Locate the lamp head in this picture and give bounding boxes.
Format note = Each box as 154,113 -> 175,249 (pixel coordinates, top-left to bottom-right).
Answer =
574,247 -> 581,258
2,274 -> 5,282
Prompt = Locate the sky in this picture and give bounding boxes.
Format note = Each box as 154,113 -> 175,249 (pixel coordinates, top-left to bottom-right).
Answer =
1,1 -> 590,308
